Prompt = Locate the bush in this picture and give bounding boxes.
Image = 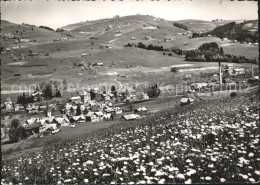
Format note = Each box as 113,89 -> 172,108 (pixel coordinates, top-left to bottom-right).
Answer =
230,92 -> 237,98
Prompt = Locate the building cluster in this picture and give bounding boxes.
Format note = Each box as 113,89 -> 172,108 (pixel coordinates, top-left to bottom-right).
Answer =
2,87 -> 150,139
224,64 -> 245,76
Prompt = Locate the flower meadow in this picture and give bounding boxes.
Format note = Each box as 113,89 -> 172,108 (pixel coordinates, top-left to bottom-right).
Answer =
2,92 -> 259,184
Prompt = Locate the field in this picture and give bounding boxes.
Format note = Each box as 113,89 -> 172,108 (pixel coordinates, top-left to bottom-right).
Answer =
1,90 -> 259,184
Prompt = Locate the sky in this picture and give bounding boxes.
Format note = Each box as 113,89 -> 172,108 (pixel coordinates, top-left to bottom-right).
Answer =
1,0 -> 258,30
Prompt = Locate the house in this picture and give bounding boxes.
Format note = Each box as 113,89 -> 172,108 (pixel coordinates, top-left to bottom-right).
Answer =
140,92 -> 149,100
70,96 -> 81,104
94,111 -> 104,118
54,116 -> 70,126
86,112 -> 99,122
78,72 -> 83,76
28,53 -> 39,57
180,97 -> 194,106
22,122 -> 41,137
102,94 -> 111,101
104,107 -> 115,114
31,92 -> 43,102
114,107 -> 123,114
71,115 -> 86,123
103,113 -> 112,121
20,39 -> 30,43
14,104 -> 25,111
13,73 -> 21,77
134,107 -> 148,114
190,83 -> 208,90
131,37 -> 136,40
93,62 -> 103,67
233,68 -> 245,75
81,53 -> 88,57
4,101 -> 13,111
122,114 -> 141,121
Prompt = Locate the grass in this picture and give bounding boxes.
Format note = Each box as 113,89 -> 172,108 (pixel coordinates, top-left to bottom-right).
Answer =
2,120 -> 120,159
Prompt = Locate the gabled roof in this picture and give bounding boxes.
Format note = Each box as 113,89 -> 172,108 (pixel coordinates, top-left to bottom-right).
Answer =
94,112 -> 103,116
23,122 -> 41,130
86,111 -> 94,117
123,114 -> 141,120
135,107 -> 148,112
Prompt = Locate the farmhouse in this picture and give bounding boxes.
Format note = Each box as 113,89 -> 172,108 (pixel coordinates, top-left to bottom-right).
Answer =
81,53 -> 88,57
71,115 -> 86,123
28,52 -> 39,57
233,68 -> 245,75
20,39 -> 31,43
4,101 -> 13,111
180,97 -> 194,106
14,104 -> 25,111
93,62 -> 103,67
85,112 -> 100,122
80,91 -> 91,103
134,107 -> 148,114
22,122 -> 41,137
100,44 -> 112,49
122,114 -> 141,121
190,83 -> 208,90
70,96 -> 81,104
13,73 -> 21,77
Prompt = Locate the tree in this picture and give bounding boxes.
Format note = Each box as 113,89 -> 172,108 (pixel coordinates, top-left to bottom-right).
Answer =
9,119 -> 23,142
90,89 -> 96,100
220,47 -> 224,56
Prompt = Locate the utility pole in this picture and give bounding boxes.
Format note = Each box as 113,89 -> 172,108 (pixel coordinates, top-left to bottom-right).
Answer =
219,61 -> 222,89
251,63 -> 254,78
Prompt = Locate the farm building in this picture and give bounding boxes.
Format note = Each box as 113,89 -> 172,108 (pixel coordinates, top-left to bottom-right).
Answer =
80,91 -> 91,103
93,62 -> 103,67
70,96 -> 81,104
190,83 -> 208,90
71,115 -> 86,123
28,52 -> 39,57
85,112 -> 102,122
14,104 -> 25,111
180,97 -> 195,106
122,114 -> 141,121
22,122 -> 41,137
134,107 -> 148,114
100,44 -> 112,49
81,53 -> 88,57
233,68 -> 245,75
13,73 -> 21,77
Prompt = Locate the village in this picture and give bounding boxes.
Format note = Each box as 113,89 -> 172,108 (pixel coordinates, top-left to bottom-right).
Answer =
1,1 -> 259,183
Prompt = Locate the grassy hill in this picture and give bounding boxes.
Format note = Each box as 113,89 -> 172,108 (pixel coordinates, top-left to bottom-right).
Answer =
1,20 -> 64,41
210,20 -> 258,43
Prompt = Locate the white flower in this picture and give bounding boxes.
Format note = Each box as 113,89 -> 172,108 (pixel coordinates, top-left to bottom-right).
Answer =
185,179 -> 192,184
177,174 -> 185,179
205,176 -> 212,181
249,153 -> 254,157
220,178 -> 226,182
249,178 -> 255,182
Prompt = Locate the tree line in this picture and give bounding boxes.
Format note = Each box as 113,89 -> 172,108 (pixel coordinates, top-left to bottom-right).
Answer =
173,23 -> 188,30
192,21 -> 258,43
125,42 -> 183,56
185,42 -> 257,64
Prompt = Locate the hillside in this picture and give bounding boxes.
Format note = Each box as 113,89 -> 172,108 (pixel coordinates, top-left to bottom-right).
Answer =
172,20 -> 217,32
1,20 -> 64,41
210,20 -> 258,43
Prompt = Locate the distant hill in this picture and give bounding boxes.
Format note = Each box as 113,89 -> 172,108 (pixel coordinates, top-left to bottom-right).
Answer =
1,20 -> 64,40
210,20 -> 258,43
172,20 -> 217,32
